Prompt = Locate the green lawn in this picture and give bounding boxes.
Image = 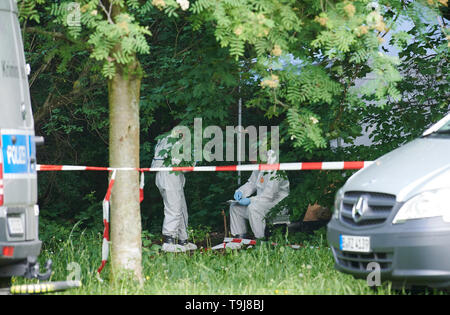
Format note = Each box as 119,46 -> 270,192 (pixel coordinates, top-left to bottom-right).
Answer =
9,229 -> 441,295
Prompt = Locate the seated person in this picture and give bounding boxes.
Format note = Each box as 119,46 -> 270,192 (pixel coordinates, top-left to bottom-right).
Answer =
229,150 -> 290,242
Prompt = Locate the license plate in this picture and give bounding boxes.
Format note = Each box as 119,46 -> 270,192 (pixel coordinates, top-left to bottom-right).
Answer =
340,235 -> 371,253
8,217 -> 24,235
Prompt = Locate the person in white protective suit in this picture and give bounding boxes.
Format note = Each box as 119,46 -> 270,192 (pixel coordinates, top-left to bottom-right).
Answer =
229,150 -> 289,244
152,132 -> 197,253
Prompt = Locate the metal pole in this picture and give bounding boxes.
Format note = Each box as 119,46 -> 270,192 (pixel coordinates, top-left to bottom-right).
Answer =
237,76 -> 242,186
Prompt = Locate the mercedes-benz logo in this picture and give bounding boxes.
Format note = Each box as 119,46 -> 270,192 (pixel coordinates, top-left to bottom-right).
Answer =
352,195 -> 368,223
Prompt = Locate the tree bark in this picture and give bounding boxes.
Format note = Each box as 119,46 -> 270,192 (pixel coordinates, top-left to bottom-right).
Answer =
108,59 -> 143,282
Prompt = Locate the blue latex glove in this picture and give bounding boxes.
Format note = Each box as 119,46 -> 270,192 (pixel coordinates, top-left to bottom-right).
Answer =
238,198 -> 251,206
234,190 -> 243,201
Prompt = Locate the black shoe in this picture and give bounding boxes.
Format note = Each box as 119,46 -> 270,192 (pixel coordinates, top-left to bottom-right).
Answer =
162,235 -> 186,252
163,235 -> 177,244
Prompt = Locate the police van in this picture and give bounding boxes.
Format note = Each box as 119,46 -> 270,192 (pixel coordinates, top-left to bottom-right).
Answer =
0,0 -> 49,287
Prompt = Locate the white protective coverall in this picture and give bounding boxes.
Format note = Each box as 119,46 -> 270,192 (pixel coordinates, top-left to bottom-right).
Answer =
152,135 -> 189,244
229,151 -> 290,239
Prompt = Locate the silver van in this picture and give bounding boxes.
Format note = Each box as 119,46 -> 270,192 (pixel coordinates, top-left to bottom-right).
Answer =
0,0 -> 49,286
328,113 -> 450,289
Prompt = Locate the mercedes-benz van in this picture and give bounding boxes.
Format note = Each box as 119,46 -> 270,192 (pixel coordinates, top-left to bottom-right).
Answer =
0,0 -> 48,286
328,113 -> 450,289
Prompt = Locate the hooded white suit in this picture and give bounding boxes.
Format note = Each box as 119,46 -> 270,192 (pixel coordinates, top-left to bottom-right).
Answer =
229,151 -> 290,239
152,136 -> 189,243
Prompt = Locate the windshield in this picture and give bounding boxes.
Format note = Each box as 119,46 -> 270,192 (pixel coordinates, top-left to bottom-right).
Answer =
436,121 -> 450,134
422,114 -> 450,137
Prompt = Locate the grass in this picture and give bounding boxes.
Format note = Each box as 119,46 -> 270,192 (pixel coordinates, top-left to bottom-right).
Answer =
8,228 -> 444,295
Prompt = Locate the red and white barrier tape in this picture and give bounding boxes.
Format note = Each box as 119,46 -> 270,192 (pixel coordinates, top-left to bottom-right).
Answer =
37,161 -> 373,172
139,171 -> 144,203
37,161 -> 365,274
212,237 -> 319,250
97,171 -> 145,276
97,170 -> 116,275
211,238 -> 256,250
224,237 -> 257,245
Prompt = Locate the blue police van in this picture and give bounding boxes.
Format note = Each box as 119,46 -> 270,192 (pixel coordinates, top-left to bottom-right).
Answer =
0,0 -> 50,287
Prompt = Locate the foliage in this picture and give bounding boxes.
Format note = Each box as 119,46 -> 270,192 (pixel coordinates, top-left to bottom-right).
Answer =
188,224 -> 212,244
361,23 -> 449,153
191,0 -> 448,150
47,0 -> 153,78
15,0 -> 450,245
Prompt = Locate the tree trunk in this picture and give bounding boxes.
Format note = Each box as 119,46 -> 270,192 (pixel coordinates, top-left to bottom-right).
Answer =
108,59 -> 143,282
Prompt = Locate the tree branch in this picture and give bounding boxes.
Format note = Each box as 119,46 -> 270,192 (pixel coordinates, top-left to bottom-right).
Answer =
26,27 -> 74,43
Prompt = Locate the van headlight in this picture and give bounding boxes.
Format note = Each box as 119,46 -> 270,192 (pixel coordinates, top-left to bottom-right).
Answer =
333,188 -> 344,220
393,189 -> 450,224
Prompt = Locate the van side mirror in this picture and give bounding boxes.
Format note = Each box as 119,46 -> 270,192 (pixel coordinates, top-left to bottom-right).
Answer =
34,136 -> 45,146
